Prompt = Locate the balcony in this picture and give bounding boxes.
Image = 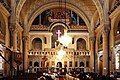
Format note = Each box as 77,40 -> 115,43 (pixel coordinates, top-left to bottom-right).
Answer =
28,50 -> 90,56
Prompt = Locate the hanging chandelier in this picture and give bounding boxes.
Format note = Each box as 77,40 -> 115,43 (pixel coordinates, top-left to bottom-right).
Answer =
58,31 -> 72,47
57,0 -> 72,47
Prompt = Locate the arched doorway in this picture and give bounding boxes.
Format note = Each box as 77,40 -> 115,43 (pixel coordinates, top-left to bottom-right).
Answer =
32,38 -> 42,50
57,62 -> 62,68
77,38 -> 86,50
34,62 -> 39,72
80,62 -> 84,72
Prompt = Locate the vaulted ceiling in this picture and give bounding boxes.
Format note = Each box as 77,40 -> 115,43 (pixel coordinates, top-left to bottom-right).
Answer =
20,0 -> 97,22
4,0 -> 116,32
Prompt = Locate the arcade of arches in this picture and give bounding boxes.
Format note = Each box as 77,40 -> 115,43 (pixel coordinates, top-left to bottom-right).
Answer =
0,0 -> 120,77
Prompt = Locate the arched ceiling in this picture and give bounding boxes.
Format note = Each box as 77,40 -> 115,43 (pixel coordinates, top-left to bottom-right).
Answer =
18,0 -> 97,25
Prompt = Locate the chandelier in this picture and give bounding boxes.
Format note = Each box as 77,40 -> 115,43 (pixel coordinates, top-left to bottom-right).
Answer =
57,0 -> 72,47
57,47 -> 66,60
58,30 -> 72,47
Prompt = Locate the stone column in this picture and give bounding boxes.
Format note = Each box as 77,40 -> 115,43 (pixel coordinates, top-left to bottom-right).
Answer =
9,0 -> 16,48
89,36 -> 96,72
102,0 -> 110,76
103,27 -> 110,75
23,36 -> 29,71
9,27 -> 18,76
20,32 -> 23,53
13,30 -> 17,51
95,36 -> 99,73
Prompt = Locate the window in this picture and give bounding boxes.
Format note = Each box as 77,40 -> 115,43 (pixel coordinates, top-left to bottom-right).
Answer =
64,61 -> 67,67
86,61 -> 89,67
69,61 -> 72,67
75,61 -> 78,67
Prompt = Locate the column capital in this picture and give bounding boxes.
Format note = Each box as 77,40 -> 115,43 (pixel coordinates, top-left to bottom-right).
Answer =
103,26 -> 110,36
22,36 -> 29,41
89,35 -> 96,42
9,26 -> 17,34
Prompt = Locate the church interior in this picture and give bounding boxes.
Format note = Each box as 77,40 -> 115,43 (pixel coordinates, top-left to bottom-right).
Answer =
0,0 -> 120,80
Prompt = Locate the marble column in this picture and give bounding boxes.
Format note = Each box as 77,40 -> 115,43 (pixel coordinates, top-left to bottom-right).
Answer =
89,36 -> 96,72
23,36 -> 29,71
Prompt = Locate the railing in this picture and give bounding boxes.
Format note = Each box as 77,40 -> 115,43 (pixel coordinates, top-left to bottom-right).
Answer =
30,25 -> 88,31
30,25 -> 49,31
0,0 -> 10,12
29,50 -> 90,56
109,0 -> 120,14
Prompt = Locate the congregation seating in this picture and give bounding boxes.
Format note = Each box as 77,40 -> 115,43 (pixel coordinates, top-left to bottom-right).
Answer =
0,69 -> 118,80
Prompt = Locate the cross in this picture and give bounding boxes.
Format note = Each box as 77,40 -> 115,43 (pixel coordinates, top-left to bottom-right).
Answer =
56,30 -> 61,39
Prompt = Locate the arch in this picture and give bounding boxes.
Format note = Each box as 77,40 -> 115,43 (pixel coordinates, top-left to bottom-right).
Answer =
113,17 -> 120,36
57,62 -> 62,68
92,0 -> 104,23
91,11 -> 100,31
32,38 -> 42,50
49,22 -> 69,31
16,0 -> 26,21
0,12 -> 7,43
34,61 -> 39,67
27,2 -> 91,32
80,62 -> 84,67
77,38 -> 86,50
110,7 -> 120,47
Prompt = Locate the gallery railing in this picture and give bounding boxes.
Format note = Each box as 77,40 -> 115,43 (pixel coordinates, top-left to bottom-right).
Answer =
29,50 -> 90,56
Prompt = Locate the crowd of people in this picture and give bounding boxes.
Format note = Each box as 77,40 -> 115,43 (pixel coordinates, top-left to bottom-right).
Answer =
0,68 -> 119,80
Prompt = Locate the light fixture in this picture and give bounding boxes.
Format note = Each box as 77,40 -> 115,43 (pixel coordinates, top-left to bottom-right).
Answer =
57,47 -> 66,60
58,31 -> 72,47
117,30 -> 120,34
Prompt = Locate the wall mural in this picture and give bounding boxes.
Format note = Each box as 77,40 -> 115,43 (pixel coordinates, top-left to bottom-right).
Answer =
32,7 -> 86,27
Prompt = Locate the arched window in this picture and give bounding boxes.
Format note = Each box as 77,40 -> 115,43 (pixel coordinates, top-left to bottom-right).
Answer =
34,62 -> 39,67
77,38 -> 86,50
80,62 -> 84,67
32,38 -> 42,50
57,62 -> 62,68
